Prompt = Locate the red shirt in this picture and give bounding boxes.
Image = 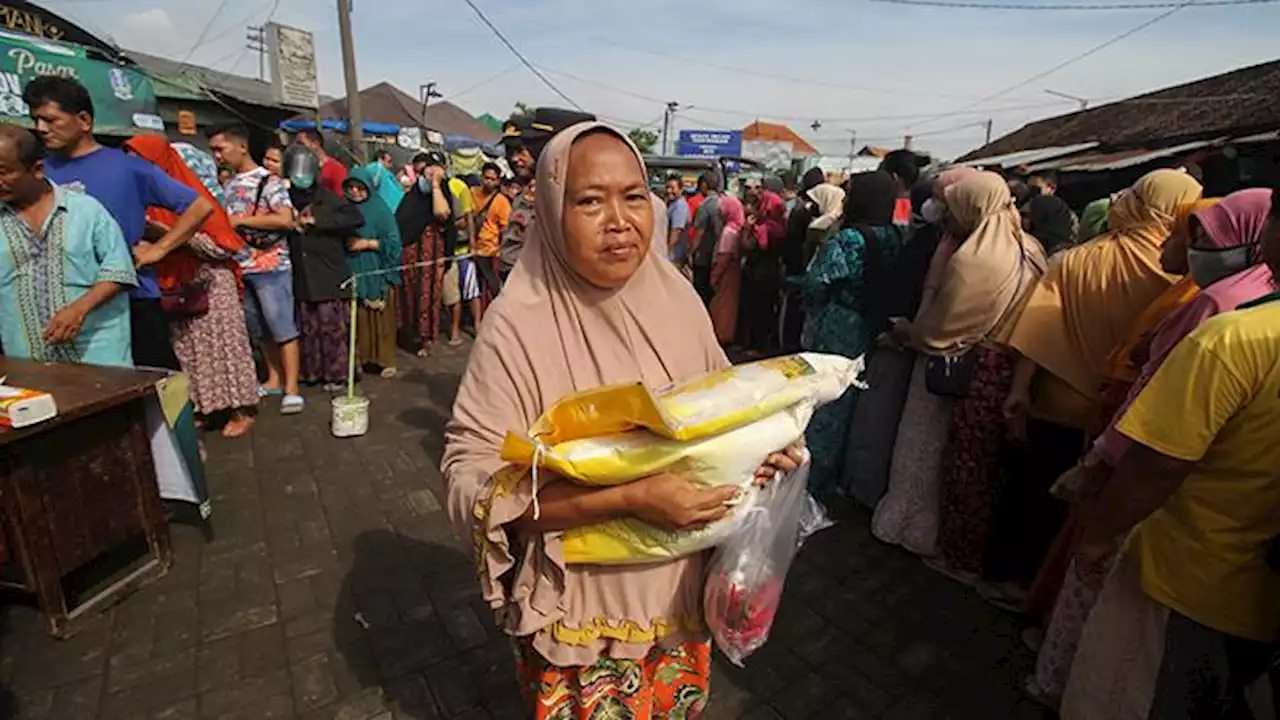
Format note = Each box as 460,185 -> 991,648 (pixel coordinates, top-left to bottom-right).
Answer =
318,157 -> 348,196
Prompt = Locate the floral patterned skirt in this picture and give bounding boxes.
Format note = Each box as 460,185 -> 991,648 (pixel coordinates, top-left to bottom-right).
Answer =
169,263 -> 259,415
514,637 -> 711,719
936,346 -> 1014,575
297,299 -> 350,385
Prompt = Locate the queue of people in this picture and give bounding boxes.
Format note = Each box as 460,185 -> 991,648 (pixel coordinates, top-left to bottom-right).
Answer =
0,76 -> 565,440
440,110 -> 1278,716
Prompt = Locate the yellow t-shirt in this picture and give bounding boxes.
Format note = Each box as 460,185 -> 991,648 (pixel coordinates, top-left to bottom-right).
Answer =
1116,297 -> 1280,642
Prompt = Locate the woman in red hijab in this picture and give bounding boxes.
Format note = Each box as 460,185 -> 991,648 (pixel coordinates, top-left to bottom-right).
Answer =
124,135 -> 259,438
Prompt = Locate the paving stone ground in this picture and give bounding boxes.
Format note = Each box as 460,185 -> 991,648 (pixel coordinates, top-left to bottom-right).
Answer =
0,342 -> 1055,719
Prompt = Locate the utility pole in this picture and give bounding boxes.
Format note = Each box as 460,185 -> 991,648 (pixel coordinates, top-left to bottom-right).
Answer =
1045,89 -> 1089,111
245,26 -> 266,81
336,0 -> 366,163
661,101 -> 678,156
984,119 -> 993,145
420,82 -> 442,121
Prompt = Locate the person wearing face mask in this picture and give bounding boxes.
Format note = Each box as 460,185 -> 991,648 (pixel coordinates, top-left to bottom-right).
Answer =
871,166 -> 979,554
283,144 -> 364,391
1058,187 -> 1280,720
1022,191 -> 1275,709
395,151 -> 457,357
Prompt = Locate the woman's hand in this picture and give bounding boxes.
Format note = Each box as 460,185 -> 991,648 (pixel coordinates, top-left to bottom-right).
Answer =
1003,387 -> 1031,441
888,317 -> 915,347
625,473 -> 740,531
754,443 -> 806,487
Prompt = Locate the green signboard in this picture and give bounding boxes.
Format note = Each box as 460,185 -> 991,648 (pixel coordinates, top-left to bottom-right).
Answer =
0,32 -> 162,136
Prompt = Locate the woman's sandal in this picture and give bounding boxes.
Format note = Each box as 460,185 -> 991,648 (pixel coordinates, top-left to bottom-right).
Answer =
281,394 -> 305,415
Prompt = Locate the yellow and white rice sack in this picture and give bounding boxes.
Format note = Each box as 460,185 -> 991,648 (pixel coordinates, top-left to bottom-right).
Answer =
498,353 -> 865,565
511,353 -> 864,449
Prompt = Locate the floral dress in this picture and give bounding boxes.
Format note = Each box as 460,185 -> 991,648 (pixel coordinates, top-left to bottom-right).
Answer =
797,224 -> 907,498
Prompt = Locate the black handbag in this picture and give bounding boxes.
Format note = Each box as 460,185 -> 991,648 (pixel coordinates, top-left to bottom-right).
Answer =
924,241 -> 1029,398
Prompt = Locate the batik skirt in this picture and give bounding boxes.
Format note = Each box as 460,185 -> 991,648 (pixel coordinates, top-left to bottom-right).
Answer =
397,230 -> 445,351
936,346 -> 1014,575
514,637 -> 711,719
297,299 -> 350,385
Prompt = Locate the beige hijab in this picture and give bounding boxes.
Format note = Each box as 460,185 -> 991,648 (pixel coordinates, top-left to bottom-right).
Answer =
807,183 -> 846,231
913,171 -> 1047,354
1004,168 -> 1201,425
442,122 -> 726,666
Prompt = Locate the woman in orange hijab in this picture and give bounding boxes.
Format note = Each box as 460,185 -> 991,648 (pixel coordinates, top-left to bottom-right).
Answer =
124,135 -> 259,438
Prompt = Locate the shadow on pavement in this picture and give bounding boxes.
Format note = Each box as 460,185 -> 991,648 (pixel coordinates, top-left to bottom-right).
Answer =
333,529 -> 523,719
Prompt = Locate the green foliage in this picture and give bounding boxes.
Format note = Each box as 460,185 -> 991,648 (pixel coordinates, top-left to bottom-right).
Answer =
628,128 -> 660,154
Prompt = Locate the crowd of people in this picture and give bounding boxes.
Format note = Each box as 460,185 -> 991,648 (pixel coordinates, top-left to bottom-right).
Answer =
0,75 -> 542,438
2,74 -> 1277,717
441,112 -> 1278,716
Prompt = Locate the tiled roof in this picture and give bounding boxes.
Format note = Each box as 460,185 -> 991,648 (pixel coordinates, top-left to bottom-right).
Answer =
741,121 -> 819,156
305,82 -> 499,143
958,58 -> 1280,162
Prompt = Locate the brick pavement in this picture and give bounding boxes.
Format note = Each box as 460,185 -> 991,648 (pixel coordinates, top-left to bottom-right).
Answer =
0,343 -> 1054,719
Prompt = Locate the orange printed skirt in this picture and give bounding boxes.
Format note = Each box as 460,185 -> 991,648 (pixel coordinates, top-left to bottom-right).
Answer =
514,637 -> 711,719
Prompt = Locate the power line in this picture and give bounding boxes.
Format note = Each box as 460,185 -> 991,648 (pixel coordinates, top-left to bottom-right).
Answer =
449,64 -> 521,100
868,0 -> 1274,8
538,65 -> 1075,124
459,0 -> 582,110
595,37 -> 1047,102
177,0 -> 233,66
909,0 -> 1197,130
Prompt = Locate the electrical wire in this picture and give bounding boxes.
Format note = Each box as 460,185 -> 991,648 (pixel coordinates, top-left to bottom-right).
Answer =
868,0 -> 1274,9
909,0 -> 1197,129
538,65 -> 1076,124
595,37 -> 1047,103
176,0 -> 233,66
449,64 -> 521,100
459,0 -> 582,110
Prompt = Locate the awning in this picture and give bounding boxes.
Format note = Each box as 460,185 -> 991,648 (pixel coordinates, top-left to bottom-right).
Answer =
955,142 -> 1098,169
0,32 -> 161,136
279,118 -> 402,135
1029,138 -> 1224,172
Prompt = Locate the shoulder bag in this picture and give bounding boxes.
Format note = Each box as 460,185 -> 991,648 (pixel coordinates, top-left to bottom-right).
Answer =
924,240 -> 1028,398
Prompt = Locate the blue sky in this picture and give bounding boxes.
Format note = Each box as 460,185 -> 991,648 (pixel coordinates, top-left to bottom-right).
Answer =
43,0 -> 1280,158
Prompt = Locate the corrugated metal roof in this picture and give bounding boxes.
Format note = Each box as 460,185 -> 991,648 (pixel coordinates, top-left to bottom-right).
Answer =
123,49 -> 307,111
955,142 -> 1098,169
1029,138 -> 1224,172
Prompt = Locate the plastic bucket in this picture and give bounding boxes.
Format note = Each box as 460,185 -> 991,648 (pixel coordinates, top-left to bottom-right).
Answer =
331,395 -> 370,438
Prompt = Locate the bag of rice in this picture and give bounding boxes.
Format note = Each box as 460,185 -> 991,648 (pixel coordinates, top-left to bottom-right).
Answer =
515,353 -> 864,448
499,353 -> 865,565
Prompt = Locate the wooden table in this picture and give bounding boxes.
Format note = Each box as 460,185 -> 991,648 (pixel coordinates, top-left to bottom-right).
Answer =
0,358 -> 174,637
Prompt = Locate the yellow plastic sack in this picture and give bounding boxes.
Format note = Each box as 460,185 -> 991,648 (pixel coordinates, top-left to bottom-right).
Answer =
498,352 -> 864,565
556,411 -> 807,564
509,353 -> 863,451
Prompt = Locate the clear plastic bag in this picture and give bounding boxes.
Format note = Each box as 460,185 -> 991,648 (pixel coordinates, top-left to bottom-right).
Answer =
703,457 -> 832,666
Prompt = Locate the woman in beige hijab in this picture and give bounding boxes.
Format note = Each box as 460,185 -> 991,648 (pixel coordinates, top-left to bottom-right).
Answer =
883,172 -> 1047,579
443,123 -> 801,718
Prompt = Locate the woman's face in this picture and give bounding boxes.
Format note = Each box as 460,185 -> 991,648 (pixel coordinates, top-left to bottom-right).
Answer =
561,132 -> 653,289
264,148 -> 283,176
345,182 -> 369,203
